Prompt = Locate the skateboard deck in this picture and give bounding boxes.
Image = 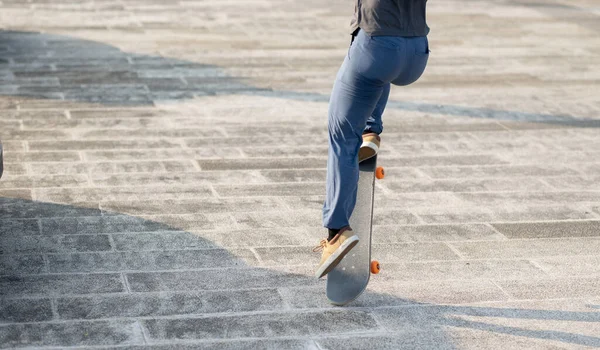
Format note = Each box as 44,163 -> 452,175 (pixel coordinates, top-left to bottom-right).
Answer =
326,155 -> 381,306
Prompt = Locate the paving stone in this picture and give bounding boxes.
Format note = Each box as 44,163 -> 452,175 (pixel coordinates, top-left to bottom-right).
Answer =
0,174 -> 89,189
215,183 -> 323,197
85,148 -> 243,161
1,0 -> 599,348
91,171 -> 264,187
259,169 -> 326,183
200,227 -> 318,248
186,136 -> 316,148
0,219 -> 40,235
3,110 -> 66,122
378,259 -> 546,282
127,267 -> 319,292
373,242 -> 461,262
0,254 -> 46,275
101,197 -> 284,215
0,163 -> 27,175
111,231 -> 218,251
450,238 -> 600,260
578,163 -> 600,177
0,130 -> 71,141
492,220 -> 600,239
373,210 -> 422,225
380,192 -> 468,209
368,279 -> 509,305
497,277 -> 600,300
382,178 -> 551,193
57,289 -> 284,320
29,139 -> 182,151
218,125 -> 326,138
142,310 -> 379,341
417,205 -> 598,224
1,234 -> 112,254
198,158 -> 326,170
41,187 -> 214,204
498,151 -> 600,166
89,340 -> 316,350
31,118 -> 173,131
231,210 -> 321,229
0,199 -> 103,219
385,122 -> 509,133
47,248 -> 257,273
0,321 -> 142,348
40,215 -> 177,235
20,99 -> 150,110
457,192 -> 600,207
242,146 -> 328,158
379,142 -> 452,156
544,176 -> 600,191
380,154 -> 508,167
0,298 -> 53,323
0,273 -> 124,297
282,283 -> 420,309
0,189 -> 32,200
137,213 -> 237,232
371,300 -> 600,348
449,327 -> 600,349
383,131 -> 478,143
372,224 -> 506,242
533,256 -> 600,277
0,140 -> 25,152
29,161 -> 191,175
2,151 -> 81,162
316,334 -> 455,350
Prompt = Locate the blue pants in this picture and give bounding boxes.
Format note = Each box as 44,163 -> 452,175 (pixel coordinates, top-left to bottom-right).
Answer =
323,30 -> 430,230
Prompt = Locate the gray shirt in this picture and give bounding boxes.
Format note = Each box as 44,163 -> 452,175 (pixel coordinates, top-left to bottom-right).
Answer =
350,0 -> 429,37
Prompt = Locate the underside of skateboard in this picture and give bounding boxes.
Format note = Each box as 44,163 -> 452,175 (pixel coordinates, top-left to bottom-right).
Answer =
326,155 -> 384,306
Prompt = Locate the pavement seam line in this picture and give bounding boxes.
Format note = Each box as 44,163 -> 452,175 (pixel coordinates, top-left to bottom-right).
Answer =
528,259 -> 553,276
444,242 -> 467,260
490,280 -> 514,300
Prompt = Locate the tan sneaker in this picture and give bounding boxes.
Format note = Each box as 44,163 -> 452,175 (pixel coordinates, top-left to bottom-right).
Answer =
358,133 -> 381,163
313,229 -> 359,279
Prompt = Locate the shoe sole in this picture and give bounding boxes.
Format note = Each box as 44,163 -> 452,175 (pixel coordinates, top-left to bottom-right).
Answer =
315,235 -> 360,279
358,142 -> 378,163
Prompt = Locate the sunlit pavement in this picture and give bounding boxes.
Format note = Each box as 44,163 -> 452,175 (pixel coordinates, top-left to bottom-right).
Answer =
1,0 -> 600,348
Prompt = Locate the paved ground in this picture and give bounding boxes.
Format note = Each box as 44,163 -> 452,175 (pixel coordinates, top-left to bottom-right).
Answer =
1,0 -> 600,348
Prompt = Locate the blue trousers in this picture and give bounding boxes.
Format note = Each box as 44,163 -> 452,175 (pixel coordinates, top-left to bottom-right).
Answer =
323,30 -> 430,230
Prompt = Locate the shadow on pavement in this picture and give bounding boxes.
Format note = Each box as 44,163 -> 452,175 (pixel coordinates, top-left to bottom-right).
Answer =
1,197 -> 600,348
0,30 -> 598,128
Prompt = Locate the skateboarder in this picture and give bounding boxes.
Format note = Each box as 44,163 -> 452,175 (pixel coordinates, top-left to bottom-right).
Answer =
315,0 -> 430,278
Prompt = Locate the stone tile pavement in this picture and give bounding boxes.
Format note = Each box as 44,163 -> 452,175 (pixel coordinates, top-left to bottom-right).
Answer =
1,0 -> 600,348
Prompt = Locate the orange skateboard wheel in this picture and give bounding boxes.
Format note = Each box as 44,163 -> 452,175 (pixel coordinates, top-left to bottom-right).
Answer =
371,260 -> 381,274
375,167 -> 385,179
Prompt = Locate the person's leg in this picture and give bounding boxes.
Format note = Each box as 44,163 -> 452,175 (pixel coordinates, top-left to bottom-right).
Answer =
364,82 -> 390,135
358,82 -> 389,163
359,36 -> 429,164
322,79 -> 384,231
323,31 -> 404,231
317,32 -> 409,278
392,36 -> 430,87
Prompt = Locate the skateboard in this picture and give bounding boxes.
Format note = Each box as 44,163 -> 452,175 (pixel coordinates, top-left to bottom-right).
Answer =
326,155 -> 384,306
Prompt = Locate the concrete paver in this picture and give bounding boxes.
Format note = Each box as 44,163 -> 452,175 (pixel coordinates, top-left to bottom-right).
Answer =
0,0 -> 599,348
